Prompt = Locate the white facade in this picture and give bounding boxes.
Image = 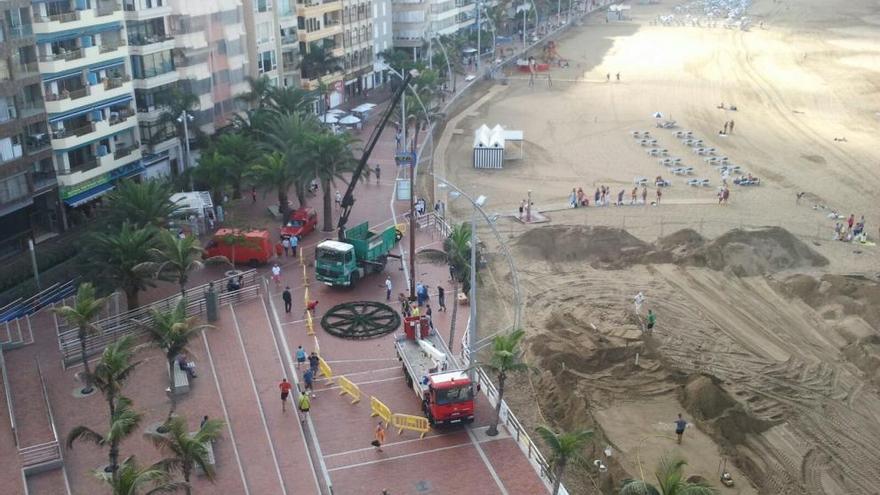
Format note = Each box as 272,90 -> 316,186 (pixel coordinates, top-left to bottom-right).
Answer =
371,0 -> 392,87
392,0 -> 475,50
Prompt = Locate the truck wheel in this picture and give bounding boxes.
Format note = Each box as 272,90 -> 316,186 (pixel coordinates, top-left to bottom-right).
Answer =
376,255 -> 388,273
349,271 -> 360,287
248,259 -> 260,268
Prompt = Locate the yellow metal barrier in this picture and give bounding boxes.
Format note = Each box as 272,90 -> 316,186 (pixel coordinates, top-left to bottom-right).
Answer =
391,413 -> 430,439
337,375 -> 361,404
306,310 -> 315,336
318,356 -> 333,383
370,396 -> 392,425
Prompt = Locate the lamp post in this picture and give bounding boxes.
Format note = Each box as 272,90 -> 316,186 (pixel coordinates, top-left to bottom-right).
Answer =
476,0 -> 482,73
177,111 -> 194,191
468,194 -> 487,380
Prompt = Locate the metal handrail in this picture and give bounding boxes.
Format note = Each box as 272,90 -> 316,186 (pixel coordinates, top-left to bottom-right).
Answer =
34,358 -> 59,444
0,349 -> 17,447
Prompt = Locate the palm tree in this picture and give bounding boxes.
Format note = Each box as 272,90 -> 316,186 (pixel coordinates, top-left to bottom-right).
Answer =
214,133 -> 260,199
138,230 -> 212,300
157,88 -> 200,151
236,75 -> 274,110
146,415 -> 224,495
104,180 -> 182,229
99,456 -> 185,495
78,336 -> 142,478
300,42 -> 342,80
247,152 -> 300,220
86,223 -> 157,310
620,456 -> 718,495
535,425 -> 595,495
143,299 -> 212,419
68,396 -> 143,478
251,113 -> 318,215
193,149 -> 234,204
266,85 -> 316,116
53,282 -> 109,394
301,131 -> 359,232
444,223 -> 471,356
483,328 -> 529,436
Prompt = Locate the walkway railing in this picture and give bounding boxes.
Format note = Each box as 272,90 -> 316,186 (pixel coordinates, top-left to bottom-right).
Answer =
0,348 -> 16,447
57,270 -> 260,367
18,358 -> 64,478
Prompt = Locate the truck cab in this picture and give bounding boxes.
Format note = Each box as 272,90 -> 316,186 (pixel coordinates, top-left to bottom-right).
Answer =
280,207 -> 317,240
422,371 -> 475,426
315,240 -> 359,286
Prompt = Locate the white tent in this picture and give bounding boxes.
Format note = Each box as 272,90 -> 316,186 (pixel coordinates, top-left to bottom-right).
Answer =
473,124 -> 508,169
318,114 -> 339,124
339,114 -> 361,125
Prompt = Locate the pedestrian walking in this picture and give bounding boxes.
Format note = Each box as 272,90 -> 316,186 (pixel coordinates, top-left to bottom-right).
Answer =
308,352 -> 320,374
631,187 -> 637,205
200,415 -> 209,429
569,188 -> 577,208
335,190 -> 342,207
519,200 -> 525,219
282,286 -> 292,313
646,309 -> 656,332
606,73 -> 610,82
728,120 -> 734,133
290,234 -> 299,257
374,164 -> 381,184
271,263 -> 281,286
425,303 -> 434,330
296,345 -> 307,369
251,186 -> 257,204
722,187 -> 730,204
282,237 -> 291,257
373,422 -> 386,452
385,276 -> 393,301
616,72 -> 620,81
298,393 -> 311,422
304,368 -> 315,397
437,286 -> 446,311
674,414 -> 687,444
279,378 -> 293,412
641,186 -> 648,205
617,189 -> 625,206
656,188 -> 662,205
723,121 -> 729,134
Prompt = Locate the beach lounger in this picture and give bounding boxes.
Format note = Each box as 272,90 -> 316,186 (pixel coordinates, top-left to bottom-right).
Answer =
634,176 -> 649,186
671,157 -> 682,164
659,158 -> 673,166
671,167 -> 694,175
687,178 -> 711,186
632,131 -> 643,138
673,131 -> 685,138
705,156 -> 719,163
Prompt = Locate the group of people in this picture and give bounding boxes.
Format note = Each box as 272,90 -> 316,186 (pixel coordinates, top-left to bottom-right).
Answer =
568,186 -> 661,208
716,186 -> 730,205
834,214 -> 867,242
718,119 -> 736,135
279,347 -> 323,421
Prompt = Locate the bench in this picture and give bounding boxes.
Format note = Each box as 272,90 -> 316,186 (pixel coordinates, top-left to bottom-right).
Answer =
169,358 -> 190,395
192,433 -> 216,476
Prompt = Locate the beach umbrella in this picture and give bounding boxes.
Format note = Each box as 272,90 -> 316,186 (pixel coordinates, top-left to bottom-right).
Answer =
339,114 -> 361,125
319,114 -> 339,124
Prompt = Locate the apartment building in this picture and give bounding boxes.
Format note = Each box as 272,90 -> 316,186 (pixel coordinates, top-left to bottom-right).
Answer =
296,0 -> 344,105
370,0 -> 392,88
167,0 -> 248,135
339,0 -> 373,98
276,0 -> 301,88
392,0 -> 475,56
33,0 -> 143,218
0,0 -> 59,255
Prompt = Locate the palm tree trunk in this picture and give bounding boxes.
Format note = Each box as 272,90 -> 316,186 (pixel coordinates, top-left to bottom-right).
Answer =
278,188 -> 289,219
179,281 -> 187,301
487,372 -> 506,436
552,461 -> 565,495
108,395 -> 118,479
124,286 -> 139,310
448,282 -> 459,355
167,357 -> 177,419
183,466 -> 192,495
78,327 -> 93,393
321,178 -> 334,232
232,182 -> 242,199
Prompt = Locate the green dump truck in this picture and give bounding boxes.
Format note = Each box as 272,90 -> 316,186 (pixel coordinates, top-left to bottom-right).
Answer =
315,221 -> 404,287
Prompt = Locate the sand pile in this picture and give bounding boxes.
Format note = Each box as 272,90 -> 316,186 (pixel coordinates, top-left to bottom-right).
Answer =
681,375 -> 775,445
781,273 -> 880,328
515,225 -> 650,267
517,225 -> 828,276
683,227 -> 829,276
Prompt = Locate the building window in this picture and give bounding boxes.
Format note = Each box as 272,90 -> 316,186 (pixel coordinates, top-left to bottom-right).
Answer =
0,173 -> 29,204
255,0 -> 272,12
131,51 -> 175,79
257,50 -> 277,74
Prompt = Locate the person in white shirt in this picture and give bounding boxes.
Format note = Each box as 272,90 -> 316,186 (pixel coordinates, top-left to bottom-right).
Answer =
272,264 -> 281,285
385,276 -> 393,301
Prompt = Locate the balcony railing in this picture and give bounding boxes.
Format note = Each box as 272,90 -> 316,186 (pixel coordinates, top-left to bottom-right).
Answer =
25,134 -> 51,153
32,171 -> 57,190
34,12 -> 81,24
99,43 -> 122,54
17,101 -> 46,118
127,34 -> 173,46
13,62 -> 39,78
109,110 -> 133,125
113,143 -> 139,160
104,75 -> 131,90
40,49 -> 84,63
97,2 -> 121,17
63,158 -> 100,175
281,34 -> 298,44
46,87 -> 90,102
52,123 -> 95,139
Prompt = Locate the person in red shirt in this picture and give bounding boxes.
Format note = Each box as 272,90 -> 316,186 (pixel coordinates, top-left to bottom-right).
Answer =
279,378 -> 293,412
303,300 -> 319,317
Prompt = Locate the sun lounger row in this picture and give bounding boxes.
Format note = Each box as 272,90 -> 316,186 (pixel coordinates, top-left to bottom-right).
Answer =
671,167 -> 694,175
647,148 -> 668,156
632,130 -> 653,138
659,157 -> 683,166
687,178 -> 711,187
673,130 -> 694,139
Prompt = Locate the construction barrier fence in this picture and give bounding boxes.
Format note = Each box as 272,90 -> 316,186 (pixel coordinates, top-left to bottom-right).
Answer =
337,375 -> 361,404
391,413 -> 430,439
370,396 -> 392,425
318,356 -> 333,383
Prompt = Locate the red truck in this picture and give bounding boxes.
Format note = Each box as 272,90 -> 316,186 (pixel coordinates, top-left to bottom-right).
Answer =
204,229 -> 274,266
280,207 -> 317,240
396,316 -> 475,425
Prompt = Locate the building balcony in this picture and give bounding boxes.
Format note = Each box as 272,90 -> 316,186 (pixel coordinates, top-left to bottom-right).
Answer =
32,170 -> 58,192
281,33 -> 298,45
44,78 -> 133,115
25,133 -> 52,154
113,142 -> 139,160
298,24 -> 343,43
301,72 -> 342,91
297,0 -> 343,17
38,44 -> 128,75
51,116 -> 136,151
57,147 -> 141,187
127,35 -> 175,55
33,8 -> 123,35
12,61 -> 40,80
8,24 -> 34,39
132,70 -> 179,91
123,3 -> 172,21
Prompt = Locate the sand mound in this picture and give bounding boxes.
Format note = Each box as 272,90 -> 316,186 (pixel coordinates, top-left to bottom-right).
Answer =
681,375 -> 775,445
682,375 -> 735,420
682,227 -> 829,276
656,228 -> 706,252
515,225 -> 650,266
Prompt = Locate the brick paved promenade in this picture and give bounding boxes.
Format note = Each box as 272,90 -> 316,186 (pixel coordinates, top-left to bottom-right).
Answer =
0,88 -> 552,494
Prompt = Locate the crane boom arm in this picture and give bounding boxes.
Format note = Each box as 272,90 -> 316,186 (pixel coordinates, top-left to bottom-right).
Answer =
337,71 -> 415,241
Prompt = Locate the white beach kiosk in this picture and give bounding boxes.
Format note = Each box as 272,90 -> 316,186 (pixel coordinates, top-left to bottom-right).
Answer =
472,124 -> 524,169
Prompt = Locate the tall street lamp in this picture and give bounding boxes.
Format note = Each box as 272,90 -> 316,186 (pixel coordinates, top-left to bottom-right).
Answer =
468,194 -> 487,381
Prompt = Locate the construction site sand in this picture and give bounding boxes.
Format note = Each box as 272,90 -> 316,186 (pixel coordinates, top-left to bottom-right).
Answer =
435,0 -> 880,492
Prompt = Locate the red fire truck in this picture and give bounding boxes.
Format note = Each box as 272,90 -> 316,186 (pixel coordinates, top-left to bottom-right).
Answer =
396,316 -> 475,426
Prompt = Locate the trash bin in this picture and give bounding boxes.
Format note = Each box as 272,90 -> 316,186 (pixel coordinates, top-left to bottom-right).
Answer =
205,282 -> 219,322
